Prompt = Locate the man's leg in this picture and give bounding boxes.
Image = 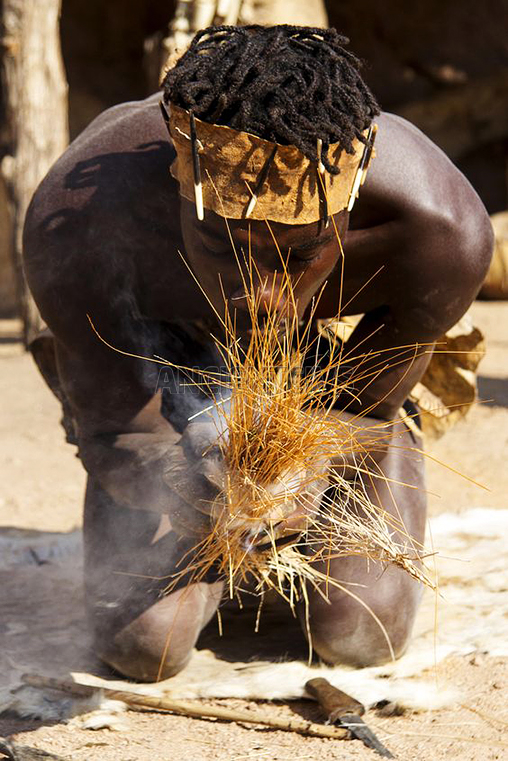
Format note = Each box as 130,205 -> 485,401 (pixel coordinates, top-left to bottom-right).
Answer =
302,416 -> 426,667
83,477 -> 223,681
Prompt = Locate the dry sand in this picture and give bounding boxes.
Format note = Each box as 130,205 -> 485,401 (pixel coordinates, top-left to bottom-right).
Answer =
1,301 -> 508,760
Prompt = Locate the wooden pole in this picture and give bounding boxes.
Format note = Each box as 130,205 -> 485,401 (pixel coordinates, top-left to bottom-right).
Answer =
0,0 -> 68,345
154,0 -> 328,86
22,673 -> 349,741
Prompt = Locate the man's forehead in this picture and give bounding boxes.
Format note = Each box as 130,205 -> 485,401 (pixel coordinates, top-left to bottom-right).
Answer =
197,215 -> 334,251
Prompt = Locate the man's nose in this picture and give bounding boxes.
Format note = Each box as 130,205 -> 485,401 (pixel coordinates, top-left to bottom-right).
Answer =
230,279 -> 290,317
230,286 -> 288,315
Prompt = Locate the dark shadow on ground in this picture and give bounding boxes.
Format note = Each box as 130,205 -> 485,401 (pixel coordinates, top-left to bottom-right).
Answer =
197,592 -> 311,663
0,527 -> 110,732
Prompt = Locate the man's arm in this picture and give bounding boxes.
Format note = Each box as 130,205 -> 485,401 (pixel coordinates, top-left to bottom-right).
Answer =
21,93 -> 224,531
336,113 -> 494,420
23,231 -> 217,534
53,313 -> 221,535
56,335 -> 181,513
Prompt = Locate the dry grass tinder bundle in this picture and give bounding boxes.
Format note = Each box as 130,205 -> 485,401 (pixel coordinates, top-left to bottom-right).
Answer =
88,221 -> 433,621
168,226 -> 433,611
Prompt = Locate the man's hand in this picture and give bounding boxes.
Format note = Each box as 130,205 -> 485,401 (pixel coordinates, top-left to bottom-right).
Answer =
234,459 -> 330,550
173,420 -> 331,546
162,420 -> 226,536
162,411 -> 396,543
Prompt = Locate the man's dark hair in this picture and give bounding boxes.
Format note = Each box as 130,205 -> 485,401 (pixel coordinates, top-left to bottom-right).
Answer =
162,25 -> 379,174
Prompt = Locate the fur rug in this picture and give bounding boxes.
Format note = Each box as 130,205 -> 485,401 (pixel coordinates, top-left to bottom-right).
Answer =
2,508 -> 508,723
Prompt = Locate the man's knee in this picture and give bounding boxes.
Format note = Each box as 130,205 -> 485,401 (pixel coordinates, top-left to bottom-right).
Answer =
95,604 -> 192,681
310,610 -> 414,668
305,574 -> 422,668
89,583 -> 223,682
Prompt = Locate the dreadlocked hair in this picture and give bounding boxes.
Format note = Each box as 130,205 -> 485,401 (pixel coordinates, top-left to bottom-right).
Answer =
162,25 -> 379,174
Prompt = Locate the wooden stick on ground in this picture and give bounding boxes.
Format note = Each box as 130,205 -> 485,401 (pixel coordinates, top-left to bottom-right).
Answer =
21,674 -> 349,741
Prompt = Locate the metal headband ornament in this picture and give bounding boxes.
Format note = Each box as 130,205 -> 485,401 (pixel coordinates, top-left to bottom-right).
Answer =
161,101 -> 377,225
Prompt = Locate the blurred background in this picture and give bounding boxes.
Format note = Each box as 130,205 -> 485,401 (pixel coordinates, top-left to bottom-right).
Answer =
1,0 -> 508,333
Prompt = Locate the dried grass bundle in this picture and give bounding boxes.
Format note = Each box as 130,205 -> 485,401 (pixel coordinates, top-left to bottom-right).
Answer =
88,219 -> 435,629
166,225 -> 434,613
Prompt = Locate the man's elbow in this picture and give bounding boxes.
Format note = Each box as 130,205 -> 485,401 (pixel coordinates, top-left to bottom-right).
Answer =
436,189 -> 494,298
420,186 -> 494,308
459,200 -> 494,295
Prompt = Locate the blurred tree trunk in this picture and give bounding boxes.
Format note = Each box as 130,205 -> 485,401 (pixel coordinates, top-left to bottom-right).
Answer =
0,0 -> 68,345
149,0 -> 328,88
240,0 -> 328,27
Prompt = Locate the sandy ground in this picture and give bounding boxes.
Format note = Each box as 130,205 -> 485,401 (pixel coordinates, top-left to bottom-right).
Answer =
1,301 -> 508,760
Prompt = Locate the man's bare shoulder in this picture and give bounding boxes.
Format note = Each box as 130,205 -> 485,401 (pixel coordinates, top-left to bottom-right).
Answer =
351,111 -> 481,229
25,93 -> 176,228
23,93 -> 187,342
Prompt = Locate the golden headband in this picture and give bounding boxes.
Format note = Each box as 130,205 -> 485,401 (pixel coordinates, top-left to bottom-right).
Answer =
163,102 -> 377,225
